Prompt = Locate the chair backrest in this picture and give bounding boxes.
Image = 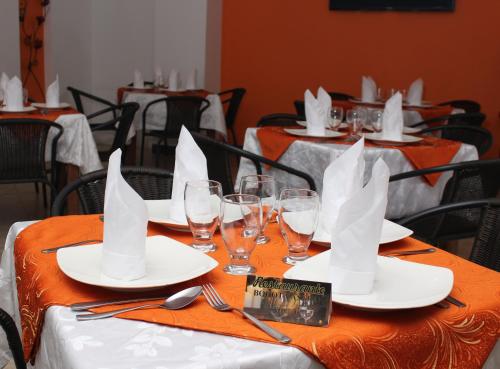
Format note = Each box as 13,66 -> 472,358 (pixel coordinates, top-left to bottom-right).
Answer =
108,102 -> 140,155
257,113 -> 304,127
410,112 -> 485,128
399,199 -> 500,271
328,92 -> 354,101
191,132 -> 316,194
160,96 -> 210,137
219,88 -> 246,128
67,86 -> 118,117
294,100 -> 305,117
420,125 -> 493,156
127,81 -> 154,87
0,119 -> 63,184
51,166 -> 174,215
0,308 -> 26,369
438,100 -> 481,114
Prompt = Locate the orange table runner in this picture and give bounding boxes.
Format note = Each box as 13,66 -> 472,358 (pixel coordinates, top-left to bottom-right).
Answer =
0,107 -> 79,122
117,87 -> 210,104
256,127 -> 462,186
15,215 -> 500,368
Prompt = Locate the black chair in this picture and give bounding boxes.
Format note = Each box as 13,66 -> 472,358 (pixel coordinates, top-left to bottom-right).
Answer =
410,112 -> 486,128
420,125 -> 492,156
0,119 -> 63,207
293,100 -> 305,117
67,86 -> 120,125
191,132 -> 316,194
437,100 -> 481,114
399,199 -> 500,272
328,92 -> 354,101
257,113 -> 304,127
219,88 -> 246,145
51,166 -> 174,216
140,96 -> 210,166
0,308 -> 26,369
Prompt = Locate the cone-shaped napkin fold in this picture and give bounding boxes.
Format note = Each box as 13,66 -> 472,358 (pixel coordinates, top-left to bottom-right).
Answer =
381,92 -> 404,141
154,66 -> 164,87
361,76 -> 377,103
170,126 -> 209,222
330,158 -> 390,295
168,69 -> 180,91
185,69 -> 197,90
102,149 -> 148,280
0,72 -> 9,98
407,78 -> 424,106
4,76 -> 23,110
320,137 -> 365,233
305,89 -> 327,136
46,75 -> 60,108
133,69 -> 144,88
317,86 -> 332,123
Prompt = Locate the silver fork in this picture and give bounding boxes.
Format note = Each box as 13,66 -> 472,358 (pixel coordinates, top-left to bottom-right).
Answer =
202,284 -> 291,344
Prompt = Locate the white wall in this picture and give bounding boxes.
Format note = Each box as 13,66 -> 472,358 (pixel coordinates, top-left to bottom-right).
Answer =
0,0 -> 20,76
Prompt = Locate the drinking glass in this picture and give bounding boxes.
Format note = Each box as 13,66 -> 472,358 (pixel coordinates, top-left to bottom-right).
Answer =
329,106 -> 344,130
184,180 -> 222,253
220,194 -> 261,275
371,110 -> 383,132
377,87 -> 384,102
278,189 -> 320,265
269,293 -> 289,322
299,297 -> 314,324
345,109 -> 363,141
239,175 -> 276,245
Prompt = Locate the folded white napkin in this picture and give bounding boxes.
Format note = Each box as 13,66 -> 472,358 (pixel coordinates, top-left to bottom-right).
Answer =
185,69 -> 197,90
407,78 -> 424,105
320,137 -> 365,233
4,76 -> 23,110
305,89 -> 327,136
0,72 -> 9,100
168,69 -> 180,91
361,76 -> 377,103
154,66 -> 164,87
381,92 -> 404,141
46,75 -> 60,108
317,86 -> 332,122
330,157 -> 390,294
170,126 -> 208,222
133,69 -> 144,89
102,149 -> 148,280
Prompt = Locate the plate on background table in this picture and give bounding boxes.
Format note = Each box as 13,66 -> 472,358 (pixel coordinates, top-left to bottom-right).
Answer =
57,235 -> 218,292
349,99 -> 384,106
32,102 -> 71,110
364,125 -> 422,134
146,199 -> 189,230
364,132 -> 423,145
284,250 -> 453,310
159,88 -> 187,93
296,120 -> 349,130
0,106 -> 37,113
404,101 -> 434,108
312,219 -> 413,246
283,128 -> 346,139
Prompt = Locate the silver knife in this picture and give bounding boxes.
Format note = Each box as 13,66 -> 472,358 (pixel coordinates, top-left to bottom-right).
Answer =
41,239 -> 103,254
70,296 -> 169,311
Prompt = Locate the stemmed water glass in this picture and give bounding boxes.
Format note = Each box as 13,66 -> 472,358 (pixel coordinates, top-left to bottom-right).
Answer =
299,297 -> 314,324
184,180 -> 222,253
371,110 -> 383,133
239,175 -> 276,245
329,106 -> 344,131
345,109 -> 363,141
278,189 -> 320,265
220,194 -> 261,275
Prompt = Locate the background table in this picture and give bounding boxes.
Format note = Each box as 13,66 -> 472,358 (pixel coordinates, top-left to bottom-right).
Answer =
237,128 -> 478,219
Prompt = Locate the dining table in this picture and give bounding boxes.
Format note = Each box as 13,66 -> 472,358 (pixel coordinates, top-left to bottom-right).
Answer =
117,87 -> 228,140
0,216 -> 499,369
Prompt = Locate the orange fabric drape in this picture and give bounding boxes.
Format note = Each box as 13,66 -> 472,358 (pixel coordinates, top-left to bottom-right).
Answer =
14,215 -> 500,368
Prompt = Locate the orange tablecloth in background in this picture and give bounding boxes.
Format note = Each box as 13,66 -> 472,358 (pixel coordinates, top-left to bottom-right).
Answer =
0,107 -> 79,122
256,127 -> 462,186
15,215 -> 500,368
117,87 -> 210,104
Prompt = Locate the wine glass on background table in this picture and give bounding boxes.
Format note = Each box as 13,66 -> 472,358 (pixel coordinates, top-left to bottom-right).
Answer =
371,110 -> 383,133
346,109 -> 363,141
184,180 -> 222,253
239,175 -> 276,245
329,106 -> 344,131
278,189 -> 320,265
220,194 -> 261,275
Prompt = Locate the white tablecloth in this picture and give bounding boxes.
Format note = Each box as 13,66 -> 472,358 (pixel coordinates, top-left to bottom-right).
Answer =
123,92 -> 227,139
236,128 -> 479,220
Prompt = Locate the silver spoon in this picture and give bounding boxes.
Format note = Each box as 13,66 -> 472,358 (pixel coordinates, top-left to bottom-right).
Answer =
76,286 -> 202,321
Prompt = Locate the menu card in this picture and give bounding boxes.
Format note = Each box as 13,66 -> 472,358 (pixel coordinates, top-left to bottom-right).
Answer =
243,275 -> 332,327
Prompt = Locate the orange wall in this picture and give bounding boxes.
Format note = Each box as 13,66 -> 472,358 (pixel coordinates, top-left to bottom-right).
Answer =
221,0 -> 500,156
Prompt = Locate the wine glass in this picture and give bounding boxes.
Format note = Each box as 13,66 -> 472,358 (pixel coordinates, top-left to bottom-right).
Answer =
345,109 -> 363,141
239,175 -> 276,245
220,194 -> 261,275
377,87 -> 384,102
299,298 -> 314,324
371,110 -> 384,133
269,293 -> 289,322
278,189 -> 320,265
329,106 -> 344,131
184,180 -> 222,253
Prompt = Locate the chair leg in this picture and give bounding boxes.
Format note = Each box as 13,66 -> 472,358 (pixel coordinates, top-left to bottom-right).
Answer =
34,182 -> 39,193
140,132 -> 146,165
42,184 -> 48,209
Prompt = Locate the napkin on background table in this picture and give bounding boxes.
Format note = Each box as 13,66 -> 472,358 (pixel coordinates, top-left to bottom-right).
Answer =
185,68 -> 197,90
305,89 -> 327,136
46,75 -> 60,108
168,69 -> 180,91
4,76 -> 24,110
0,72 -> 9,100
170,126 -> 209,222
407,78 -> 424,106
154,66 -> 164,87
361,76 -> 377,103
330,158 -> 390,295
317,86 -> 332,123
133,69 -> 144,89
102,149 -> 148,280
381,92 -> 404,141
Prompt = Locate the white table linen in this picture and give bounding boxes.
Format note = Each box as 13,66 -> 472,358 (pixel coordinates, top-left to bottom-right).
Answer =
122,92 -> 227,139
236,128 -> 479,220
